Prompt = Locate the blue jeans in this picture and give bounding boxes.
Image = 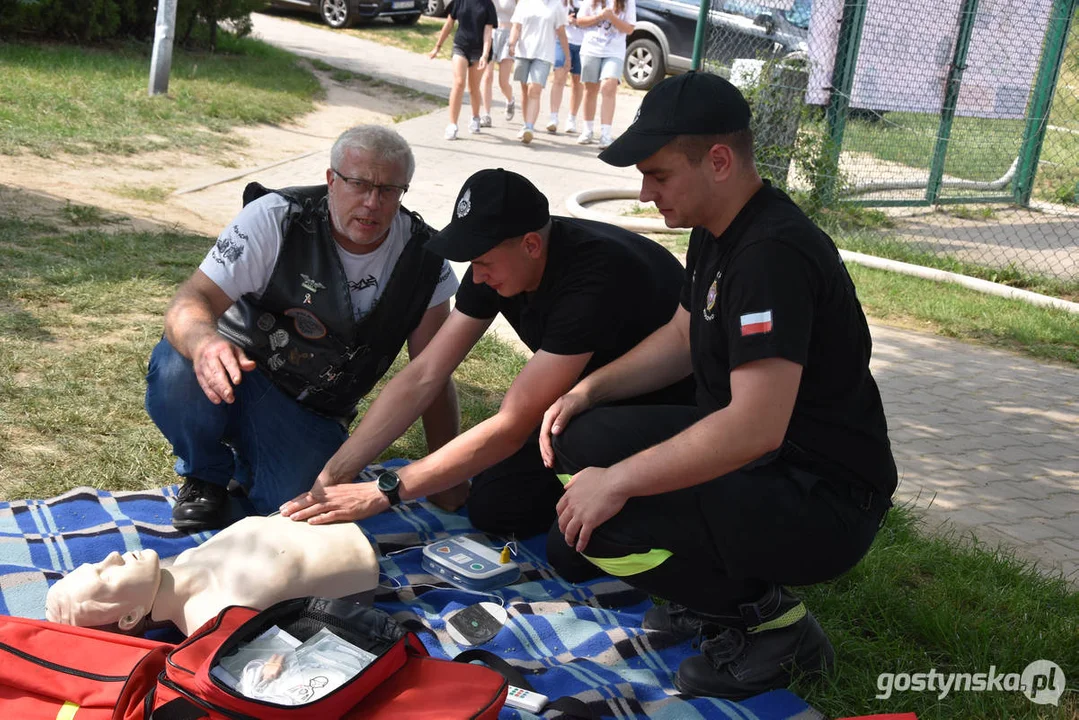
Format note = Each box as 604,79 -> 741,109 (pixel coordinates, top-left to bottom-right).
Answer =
144,338 -> 348,514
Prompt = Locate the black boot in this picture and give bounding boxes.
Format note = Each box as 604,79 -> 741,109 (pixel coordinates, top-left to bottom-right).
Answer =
643,602 -> 730,641
171,478 -> 229,532
675,586 -> 834,699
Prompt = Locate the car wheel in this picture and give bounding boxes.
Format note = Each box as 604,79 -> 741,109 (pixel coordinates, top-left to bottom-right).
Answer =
320,0 -> 354,28
424,0 -> 449,17
392,13 -> 422,24
625,38 -> 665,91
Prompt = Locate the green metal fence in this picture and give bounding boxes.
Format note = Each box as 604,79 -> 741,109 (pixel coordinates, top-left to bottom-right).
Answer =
697,0 -> 1079,287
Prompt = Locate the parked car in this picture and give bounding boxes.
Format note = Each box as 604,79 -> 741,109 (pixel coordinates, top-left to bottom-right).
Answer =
624,0 -> 810,90
423,0 -> 452,16
267,0 -> 423,28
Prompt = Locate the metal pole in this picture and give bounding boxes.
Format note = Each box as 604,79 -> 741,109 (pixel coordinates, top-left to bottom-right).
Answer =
1012,0 -> 1076,205
692,0 -> 711,71
817,0 -> 869,205
926,0 -> 980,204
149,0 -> 179,96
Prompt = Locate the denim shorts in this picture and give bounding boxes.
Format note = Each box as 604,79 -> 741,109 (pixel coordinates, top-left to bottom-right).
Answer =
554,42 -> 582,75
581,54 -> 622,84
513,57 -> 553,86
490,27 -> 512,63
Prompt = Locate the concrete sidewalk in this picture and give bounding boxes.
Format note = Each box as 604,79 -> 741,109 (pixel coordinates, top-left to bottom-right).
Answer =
183,14 -> 1079,584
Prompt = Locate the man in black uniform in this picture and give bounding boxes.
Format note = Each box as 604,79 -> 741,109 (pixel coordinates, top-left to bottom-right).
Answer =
539,72 -> 897,699
281,168 -> 693,535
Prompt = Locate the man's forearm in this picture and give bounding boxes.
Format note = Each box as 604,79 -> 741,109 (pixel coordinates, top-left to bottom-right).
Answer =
579,320 -> 692,405
421,378 -> 460,454
164,293 -> 221,360
399,412 -> 530,501
321,363 -> 449,484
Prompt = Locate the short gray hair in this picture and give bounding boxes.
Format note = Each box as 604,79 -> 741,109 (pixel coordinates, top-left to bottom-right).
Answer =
330,125 -> 416,183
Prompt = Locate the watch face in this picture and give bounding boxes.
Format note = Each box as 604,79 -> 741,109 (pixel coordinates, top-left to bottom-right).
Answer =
377,471 -> 400,492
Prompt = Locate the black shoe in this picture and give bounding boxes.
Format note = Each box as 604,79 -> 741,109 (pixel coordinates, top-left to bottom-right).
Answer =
643,602 -> 728,641
171,478 -> 229,532
674,587 -> 834,700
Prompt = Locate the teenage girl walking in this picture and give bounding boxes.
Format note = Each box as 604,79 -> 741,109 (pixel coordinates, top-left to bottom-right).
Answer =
431,0 -> 497,140
575,0 -> 635,148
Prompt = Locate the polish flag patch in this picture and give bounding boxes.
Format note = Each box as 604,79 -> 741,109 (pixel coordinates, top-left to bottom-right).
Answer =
740,310 -> 773,336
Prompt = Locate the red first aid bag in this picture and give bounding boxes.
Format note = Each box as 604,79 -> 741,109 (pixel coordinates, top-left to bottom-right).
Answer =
149,596 -> 508,720
0,614 -> 172,720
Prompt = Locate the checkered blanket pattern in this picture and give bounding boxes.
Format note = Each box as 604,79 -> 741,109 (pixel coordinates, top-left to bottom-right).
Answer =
0,462 -> 814,720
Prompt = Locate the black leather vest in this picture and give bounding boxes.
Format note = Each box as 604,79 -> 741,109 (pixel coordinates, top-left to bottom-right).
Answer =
217,182 -> 444,420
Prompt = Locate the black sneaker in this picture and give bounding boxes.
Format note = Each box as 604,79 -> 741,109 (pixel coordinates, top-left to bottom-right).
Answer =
674,587 -> 834,700
642,602 -> 727,641
171,478 -> 229,532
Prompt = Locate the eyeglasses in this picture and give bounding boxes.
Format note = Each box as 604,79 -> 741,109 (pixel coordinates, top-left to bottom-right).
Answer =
331,169 -> 409,202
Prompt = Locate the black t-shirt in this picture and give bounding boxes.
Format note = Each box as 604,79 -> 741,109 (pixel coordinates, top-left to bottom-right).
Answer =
680,183 -> 897,494
455,217 -> 692,399
451,0 -> 498,52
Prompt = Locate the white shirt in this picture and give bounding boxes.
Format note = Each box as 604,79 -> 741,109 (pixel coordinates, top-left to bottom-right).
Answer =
493,0 -> 516,26
511,0 -> 568,64
201,194 -> 458,323
565,0 -> 585,46
578,0 -> 635,58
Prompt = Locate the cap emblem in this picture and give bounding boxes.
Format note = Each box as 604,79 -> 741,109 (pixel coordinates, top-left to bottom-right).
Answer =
456,187 -> 472,218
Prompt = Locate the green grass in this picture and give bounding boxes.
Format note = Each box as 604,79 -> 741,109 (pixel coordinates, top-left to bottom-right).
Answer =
111,184 -> 174,203
0,36 -> 323,157
794,505 -> 1078,719
1,201 -> 1076,719
0,208 -> 519,500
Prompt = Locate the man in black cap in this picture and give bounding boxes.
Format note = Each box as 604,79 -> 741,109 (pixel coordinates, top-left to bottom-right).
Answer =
537,72 -> 898,699
280,168 -> 694,538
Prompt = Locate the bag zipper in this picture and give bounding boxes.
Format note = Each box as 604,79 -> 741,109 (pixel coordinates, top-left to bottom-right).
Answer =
158,673 -> 258,720
0,639 -> 129,682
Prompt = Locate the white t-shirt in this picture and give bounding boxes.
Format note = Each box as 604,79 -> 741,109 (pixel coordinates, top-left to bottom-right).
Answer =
565,0 -> 585,46
578,0 -> 636,58
201,194 -> 458,323
493,0 -> 516,26
511,0 -> 568,64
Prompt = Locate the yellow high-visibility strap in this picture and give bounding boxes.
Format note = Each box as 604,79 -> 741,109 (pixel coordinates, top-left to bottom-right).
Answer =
56,701 -> 80,720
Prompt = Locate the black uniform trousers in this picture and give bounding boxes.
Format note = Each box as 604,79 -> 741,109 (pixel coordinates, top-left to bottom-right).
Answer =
546,405 -> 892,615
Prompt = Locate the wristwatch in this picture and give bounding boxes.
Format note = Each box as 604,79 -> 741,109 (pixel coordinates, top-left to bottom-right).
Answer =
376,469 -> 402,507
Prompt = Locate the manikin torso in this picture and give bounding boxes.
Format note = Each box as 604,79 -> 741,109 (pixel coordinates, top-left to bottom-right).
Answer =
157,516 -> 380,635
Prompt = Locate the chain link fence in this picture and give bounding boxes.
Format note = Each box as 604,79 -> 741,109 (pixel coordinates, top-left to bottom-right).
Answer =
699,0 -> 1079,292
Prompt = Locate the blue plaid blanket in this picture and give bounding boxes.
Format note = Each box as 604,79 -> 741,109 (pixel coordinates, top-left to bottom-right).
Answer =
0,463 -> 817,720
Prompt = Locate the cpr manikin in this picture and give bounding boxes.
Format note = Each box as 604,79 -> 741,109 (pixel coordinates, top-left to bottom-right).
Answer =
45,515 -> 379,636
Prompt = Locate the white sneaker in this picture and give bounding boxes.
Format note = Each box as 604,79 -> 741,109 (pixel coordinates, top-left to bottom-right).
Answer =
521,127 -> 534,144
564,118 -> 577,134
576,130 -> 593,145
545,118 -> 558,133
444,124 -> 458,140
598,133 -> 614,149
468,117 -> 481,134
480,115 -> 492,128
505,99 -> 515,121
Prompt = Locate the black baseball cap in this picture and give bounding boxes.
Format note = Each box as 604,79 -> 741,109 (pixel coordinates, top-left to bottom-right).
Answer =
599,71 -> 752,167
426,169 -> 550,261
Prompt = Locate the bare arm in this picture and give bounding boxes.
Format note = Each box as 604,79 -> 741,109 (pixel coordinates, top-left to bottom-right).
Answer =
164,270 -> 254,404
556,26 -> 571,67
408,301 -> 465,510
394,348 -> 593,501
311,310 -> 489,487
607,10 -> 634,33
430,15 -> 455,57
508,22 -> 521,55
557,357 -> 803,549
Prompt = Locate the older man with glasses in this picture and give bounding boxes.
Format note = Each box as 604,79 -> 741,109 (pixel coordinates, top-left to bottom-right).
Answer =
145,125 -> 460,533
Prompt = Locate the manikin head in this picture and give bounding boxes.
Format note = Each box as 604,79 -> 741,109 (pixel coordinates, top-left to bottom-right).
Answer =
425,168 -> 552,297
46,548 -> 162,633
326,124 -> 415,253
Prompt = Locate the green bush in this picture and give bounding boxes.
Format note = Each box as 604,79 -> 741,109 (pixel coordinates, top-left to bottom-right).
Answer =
0,0 -> 266,49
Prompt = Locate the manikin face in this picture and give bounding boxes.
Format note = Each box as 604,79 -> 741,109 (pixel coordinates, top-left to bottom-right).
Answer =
326,148 -> 409,254
636,143 -> 717,230
46,548 -> 161,630
469,236 -> 539,297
